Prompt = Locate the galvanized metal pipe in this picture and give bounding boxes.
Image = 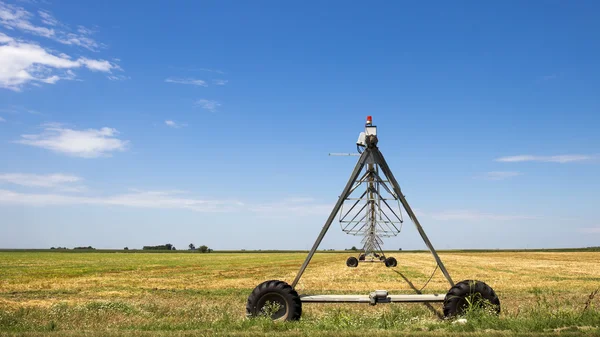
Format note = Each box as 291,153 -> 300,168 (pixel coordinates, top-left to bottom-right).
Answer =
300,294 -> 445,303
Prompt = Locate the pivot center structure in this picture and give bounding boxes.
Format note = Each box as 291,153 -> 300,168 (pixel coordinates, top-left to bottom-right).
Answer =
246,117 -> 500,321
339,151 -> 400,268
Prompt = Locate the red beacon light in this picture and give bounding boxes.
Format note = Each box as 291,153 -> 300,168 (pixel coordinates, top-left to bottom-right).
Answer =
358,116 -> 377,147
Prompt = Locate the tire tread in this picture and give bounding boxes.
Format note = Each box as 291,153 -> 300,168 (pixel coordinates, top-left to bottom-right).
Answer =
246,280 -> 302,321
443,279 -> 500,317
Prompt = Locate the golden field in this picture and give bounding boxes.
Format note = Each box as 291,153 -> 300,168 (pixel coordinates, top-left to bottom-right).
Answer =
1,251 -> 599,336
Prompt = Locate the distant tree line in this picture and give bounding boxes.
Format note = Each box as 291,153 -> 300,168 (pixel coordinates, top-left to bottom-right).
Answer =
47,243 -> 214,252
50,246 -> 95,250
143,243 -> 176,250
188,243 -> 212,253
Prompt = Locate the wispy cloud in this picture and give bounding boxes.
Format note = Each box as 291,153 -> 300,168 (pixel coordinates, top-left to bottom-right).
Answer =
0,116 -> 5,122
0,2 -> 102,51
0,105 -> 41,115
195,99 -> 221,112
165,120 -> 187,128
0,189 -> 242,212
195,99 -> 220,112
0,175 -> 541,222
169,66 -> 225,74
495,155 -> 592,163
165,77 -> 207,86
0,173 -> 85,191
15,124 -> 129,158
37,10 -> 57,26
198,68 -> 224,74
0,1 -> 53,37
429,210 -> 538,221
481,171 -> 522,180
0,188 -> 334,215
578,227 -> 600,234
106,74 -> 130,81
213,79 -> 228,86
250,197 -> 332,217
0,33 -> 118,91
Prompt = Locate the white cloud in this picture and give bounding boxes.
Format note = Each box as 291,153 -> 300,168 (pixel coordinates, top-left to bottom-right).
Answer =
15,124 -> 129,158
213,79 -> 228,85
0,33 -> 118,90
165,120 -> 187,128
0,189 -> 242,212
495,155 -> 592,163
78,57 -> 117,72
77,25 -> 94,35
106,74 -> 129,81
58,34 -> 99,51
0,1 -> 53,37
0,173 -> 84,192
37,10 -> 57,26
429,210 -> 538,221
165,77 -> 207,86
481,171 -> 522,180
0,2 -> 100,51
0,32 -> 11,43
195,99 -> 220,112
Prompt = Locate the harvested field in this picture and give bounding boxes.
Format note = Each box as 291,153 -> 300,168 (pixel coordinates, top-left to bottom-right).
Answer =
1,251 -> 599,336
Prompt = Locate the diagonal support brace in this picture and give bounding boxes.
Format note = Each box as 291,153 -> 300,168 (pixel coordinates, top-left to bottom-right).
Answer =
371,149 -> 454,287
291,150 -> 370,288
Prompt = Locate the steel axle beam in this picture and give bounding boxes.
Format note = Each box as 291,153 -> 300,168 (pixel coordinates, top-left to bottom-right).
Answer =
301,293 -> 444,304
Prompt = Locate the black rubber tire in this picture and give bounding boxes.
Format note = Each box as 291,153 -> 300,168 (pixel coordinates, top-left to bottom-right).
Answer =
443,280 -> 500,317
246,280 -> 302,321
346,256 -> 359,267
385,257 -> 397,267
358,253 -> 366,261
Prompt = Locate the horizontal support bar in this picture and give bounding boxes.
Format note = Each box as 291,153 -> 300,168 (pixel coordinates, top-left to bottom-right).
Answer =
300,293 -> 444,303
354,259 -> 386,262
344,198 -> 395,200
340,220 -> 402,223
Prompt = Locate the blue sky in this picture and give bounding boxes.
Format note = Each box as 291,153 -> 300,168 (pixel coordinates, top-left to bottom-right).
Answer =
1,1 -> 599,250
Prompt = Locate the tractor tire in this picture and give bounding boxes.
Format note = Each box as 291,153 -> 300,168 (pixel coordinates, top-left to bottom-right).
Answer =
246,280 -> 302,321
385,257 -> 397,267
346,256 -> 359,267
358,253 -> 366,261
443,280 -> 500,317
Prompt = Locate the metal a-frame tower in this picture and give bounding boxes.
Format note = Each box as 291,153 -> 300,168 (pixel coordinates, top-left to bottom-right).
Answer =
291,115 -> 453,286
246,116 -> 500,321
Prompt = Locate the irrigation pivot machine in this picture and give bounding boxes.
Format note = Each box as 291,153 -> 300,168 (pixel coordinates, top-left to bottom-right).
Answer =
247,116 -> 500,321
